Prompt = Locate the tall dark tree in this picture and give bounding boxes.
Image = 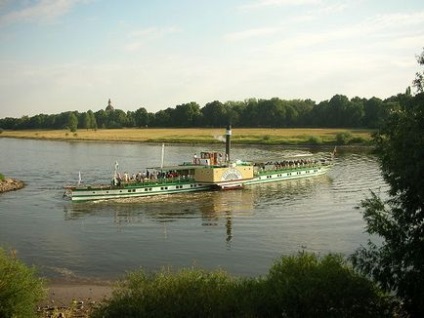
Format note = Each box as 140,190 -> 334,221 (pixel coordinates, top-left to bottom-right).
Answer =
351,55 -> 424,316
173,102 -> 202,127
201,101 -> 226,127
95,109 -> 108,129
363,97 -> 384,128
154,108 -> 173,127
240,98 -> 259,127
134,107 -> 149,127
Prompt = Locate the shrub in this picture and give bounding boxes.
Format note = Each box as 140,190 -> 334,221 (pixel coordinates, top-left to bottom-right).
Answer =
264,252 -> 394,317
336,131 -> 352,145
92,253 -> 395,318
0,248 -> 46,318
0,173 -> 4,181
307,135 -> 323,145
92,267 -> 241,318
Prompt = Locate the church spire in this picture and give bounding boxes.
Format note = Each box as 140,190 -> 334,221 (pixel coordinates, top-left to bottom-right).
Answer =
105,98 -> 114,112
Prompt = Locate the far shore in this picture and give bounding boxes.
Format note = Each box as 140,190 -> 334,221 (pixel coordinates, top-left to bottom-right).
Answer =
0,128 -> 373,145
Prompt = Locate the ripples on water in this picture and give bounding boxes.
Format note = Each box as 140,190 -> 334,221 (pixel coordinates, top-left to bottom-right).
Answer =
0,139 -> 387,279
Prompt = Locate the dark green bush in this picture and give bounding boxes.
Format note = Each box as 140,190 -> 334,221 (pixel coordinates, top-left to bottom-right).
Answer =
0,248 -> 46,318
92,253 -> 394,318
336,132 -> 353,145
307,135 -> 323,145
264,252 -> 394,317
0,173 -> 4,181
92,267 -> 241,318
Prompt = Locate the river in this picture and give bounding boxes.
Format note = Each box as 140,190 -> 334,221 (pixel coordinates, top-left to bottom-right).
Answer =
0,138 -> 386,280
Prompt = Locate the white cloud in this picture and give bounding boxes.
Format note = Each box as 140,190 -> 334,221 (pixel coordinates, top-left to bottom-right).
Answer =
224,27 -> 279,41
123,26 -> 181,53
0,0 -> 88,26
239,0 -> 321,10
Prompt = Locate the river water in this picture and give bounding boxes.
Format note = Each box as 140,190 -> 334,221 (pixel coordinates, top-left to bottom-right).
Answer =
0,138 -> 386,280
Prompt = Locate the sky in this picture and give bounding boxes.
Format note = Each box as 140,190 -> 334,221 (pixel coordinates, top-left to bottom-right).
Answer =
0,0 -> 423,118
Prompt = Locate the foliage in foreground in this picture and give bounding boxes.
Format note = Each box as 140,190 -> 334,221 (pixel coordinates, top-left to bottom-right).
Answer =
92,253 -> 395,318
351,49 -> 424,318
351,92 -> 424,317
0,248 -> 46,318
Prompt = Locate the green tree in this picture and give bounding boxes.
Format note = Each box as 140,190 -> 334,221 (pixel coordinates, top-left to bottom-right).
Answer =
239,98 -> 259,127
95,109 -> 108,129
351,89 -> 424,316
88,109 -> 97,130
413,48 -> 424,93
68,112 -> 78,132
134,107 -> 149,127
201,100 -> 226,127
173,102 -> 202,127
82,112 -> 90,129
154,108 -> 173,127
109,109 -> 127,128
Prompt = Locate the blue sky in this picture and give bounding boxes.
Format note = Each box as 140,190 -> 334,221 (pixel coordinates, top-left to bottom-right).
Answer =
0,0 -> 423,118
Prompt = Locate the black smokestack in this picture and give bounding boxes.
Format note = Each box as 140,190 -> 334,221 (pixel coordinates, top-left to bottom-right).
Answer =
225,124 -> 231,162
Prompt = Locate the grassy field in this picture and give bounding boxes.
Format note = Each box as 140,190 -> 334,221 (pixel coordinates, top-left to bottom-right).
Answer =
0,128 -> 373,145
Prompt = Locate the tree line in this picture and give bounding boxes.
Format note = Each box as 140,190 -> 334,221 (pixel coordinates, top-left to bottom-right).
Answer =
0,91 -> 413,131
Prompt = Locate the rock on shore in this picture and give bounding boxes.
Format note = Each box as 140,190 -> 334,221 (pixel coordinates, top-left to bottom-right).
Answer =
0,178 -> 25,193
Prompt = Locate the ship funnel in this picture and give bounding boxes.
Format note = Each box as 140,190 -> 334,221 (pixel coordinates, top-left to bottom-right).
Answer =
225,124 -> 231,162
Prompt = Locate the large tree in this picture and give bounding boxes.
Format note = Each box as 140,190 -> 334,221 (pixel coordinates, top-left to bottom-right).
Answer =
352,49 -> 424,317
68,112 -> 78,132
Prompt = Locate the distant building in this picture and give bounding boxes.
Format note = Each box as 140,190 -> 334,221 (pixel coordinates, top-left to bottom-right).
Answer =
105,99 -> 114,112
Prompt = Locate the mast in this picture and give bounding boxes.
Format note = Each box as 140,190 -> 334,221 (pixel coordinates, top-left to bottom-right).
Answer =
161,143 -> 165,168
225,124 -> 231,163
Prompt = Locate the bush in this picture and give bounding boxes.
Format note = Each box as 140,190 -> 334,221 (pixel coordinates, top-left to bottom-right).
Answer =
264,252 -> 394,317
0,173 -> 5,181
336,131 -> 352,145
92,253 -> 394,318
92,267 -> 241,318
307,135 -> 323,145
0,248 -> 46,318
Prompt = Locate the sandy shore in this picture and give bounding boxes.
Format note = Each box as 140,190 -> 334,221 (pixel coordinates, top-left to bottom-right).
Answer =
38,279 -> 114,317
42,281 -> 114,306
40,280 -> 114,307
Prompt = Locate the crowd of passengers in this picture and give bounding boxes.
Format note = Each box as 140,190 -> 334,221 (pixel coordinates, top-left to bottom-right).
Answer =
113,170 -> 190,186
254,158 -> 323,171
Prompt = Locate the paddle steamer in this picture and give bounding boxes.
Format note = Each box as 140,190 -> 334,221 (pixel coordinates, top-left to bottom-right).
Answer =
64,126 -> 334,201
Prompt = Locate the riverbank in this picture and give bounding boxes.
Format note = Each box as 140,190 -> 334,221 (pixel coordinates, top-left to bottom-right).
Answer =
0,177 -> 25,193
0,128 -> 373,145
38,279 -> 113,318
